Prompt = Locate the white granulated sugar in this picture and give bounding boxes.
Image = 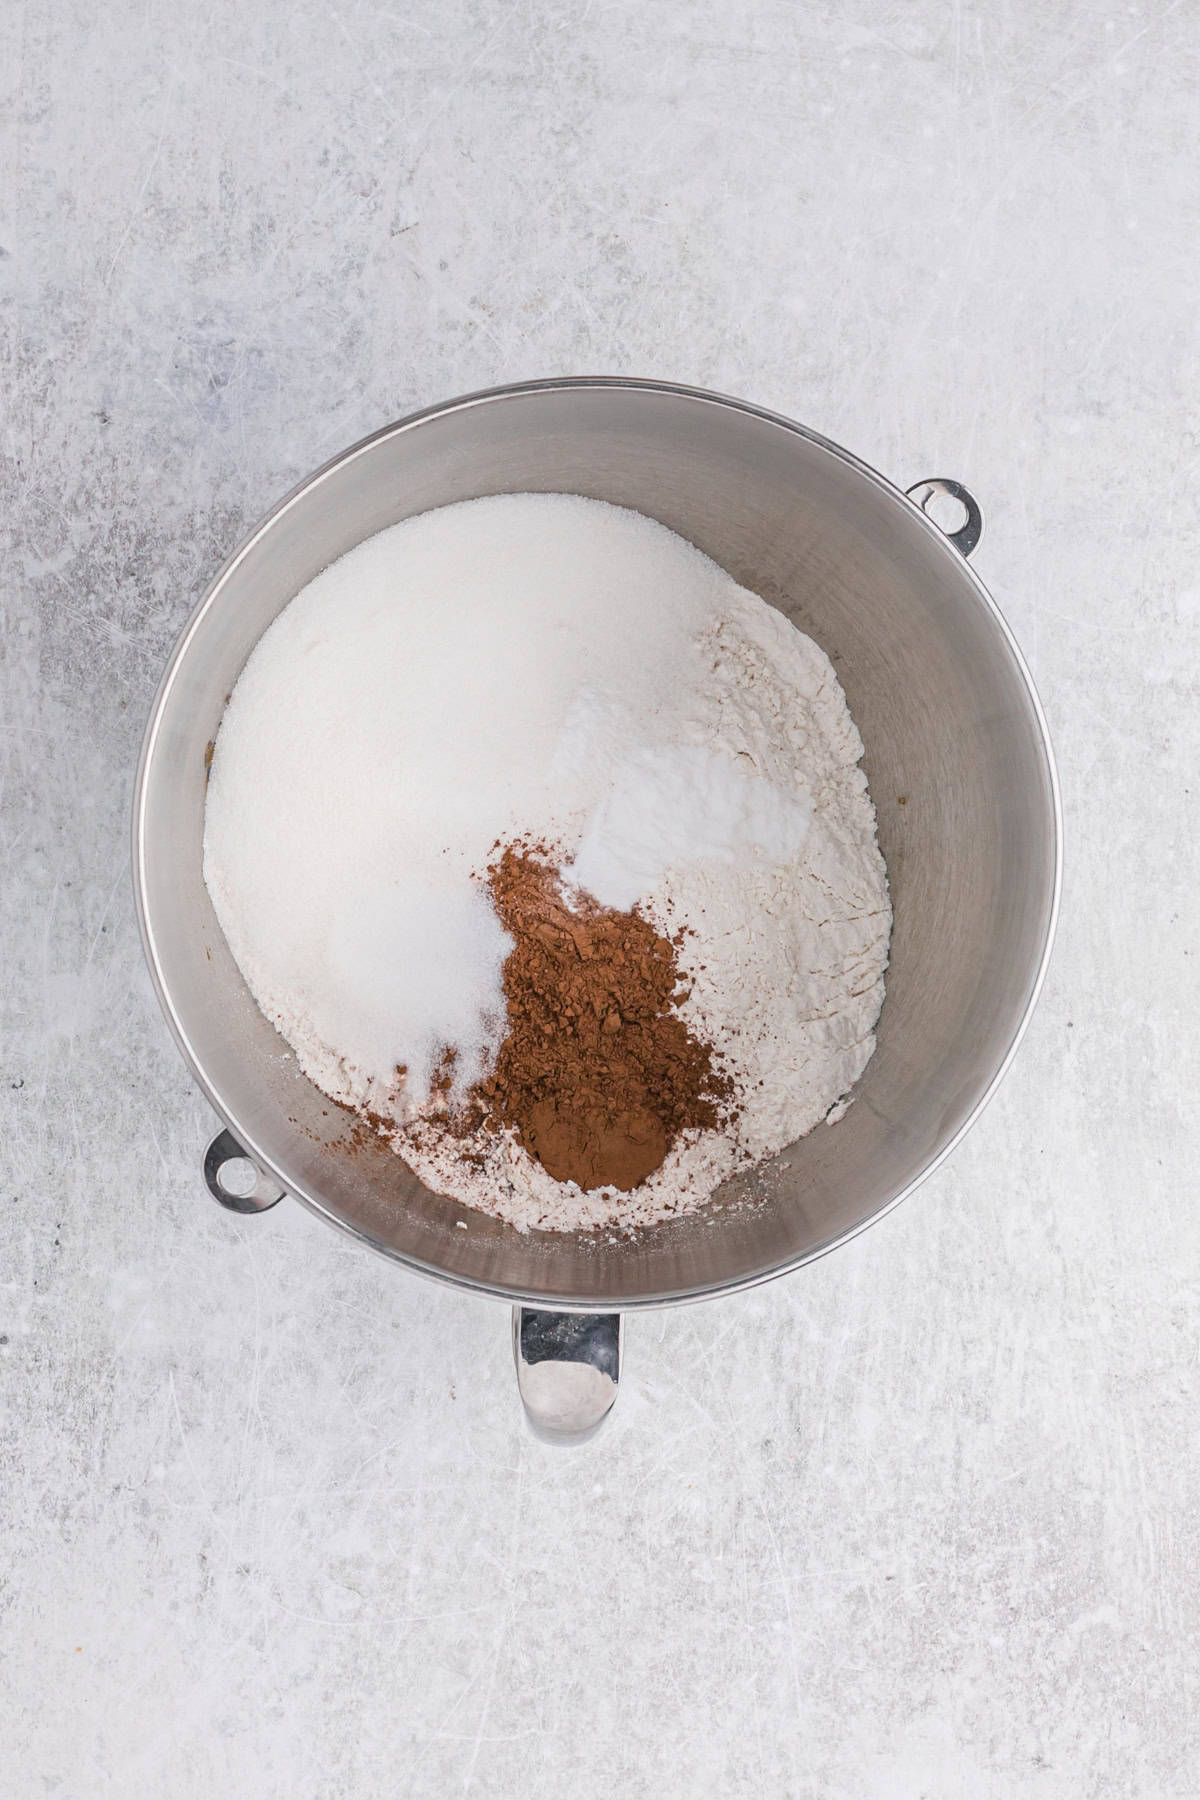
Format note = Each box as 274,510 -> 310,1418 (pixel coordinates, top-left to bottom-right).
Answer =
325,874 -> 512,1109
204,492 -> 891,1232
204,494 -> 727,1118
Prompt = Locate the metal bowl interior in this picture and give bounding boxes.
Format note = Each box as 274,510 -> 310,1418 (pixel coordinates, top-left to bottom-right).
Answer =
134,379 -> 1060,1308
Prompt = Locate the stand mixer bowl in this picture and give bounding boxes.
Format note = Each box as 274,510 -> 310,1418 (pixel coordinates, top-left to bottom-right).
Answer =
133,378 -> 1060,1439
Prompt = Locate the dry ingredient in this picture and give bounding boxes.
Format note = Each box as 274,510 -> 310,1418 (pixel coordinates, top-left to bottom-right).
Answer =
566,741 -> 812,910
649,586 -> 892,1163
204,493 -> 892,1233
464,845 -> 729,1190
203,494 -> 728,1118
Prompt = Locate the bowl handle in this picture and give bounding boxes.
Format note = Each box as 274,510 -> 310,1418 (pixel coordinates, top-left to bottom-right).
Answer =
512,1307 -> 622,1445
203,1128 -> 286,1213
905,478 -> 983,558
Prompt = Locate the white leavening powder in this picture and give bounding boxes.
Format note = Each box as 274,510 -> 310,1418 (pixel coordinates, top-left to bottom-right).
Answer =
567,743 -> 812,912
204,493 -> 891,1231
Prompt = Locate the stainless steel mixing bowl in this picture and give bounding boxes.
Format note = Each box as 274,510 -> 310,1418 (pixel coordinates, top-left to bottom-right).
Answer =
133,378 -> 1060,1440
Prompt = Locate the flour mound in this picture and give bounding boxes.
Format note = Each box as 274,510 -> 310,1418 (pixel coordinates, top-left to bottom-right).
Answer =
647,588 -> 890,1162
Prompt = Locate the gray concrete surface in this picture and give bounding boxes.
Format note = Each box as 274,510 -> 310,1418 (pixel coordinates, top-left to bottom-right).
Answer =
3,2 -> 1198,1793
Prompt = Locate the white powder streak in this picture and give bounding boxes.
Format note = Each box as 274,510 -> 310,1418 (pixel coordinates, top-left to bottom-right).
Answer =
567,743 -> 812,912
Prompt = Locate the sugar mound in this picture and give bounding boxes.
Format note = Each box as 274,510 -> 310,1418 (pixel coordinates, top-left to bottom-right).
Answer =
204,494 -> 735,1115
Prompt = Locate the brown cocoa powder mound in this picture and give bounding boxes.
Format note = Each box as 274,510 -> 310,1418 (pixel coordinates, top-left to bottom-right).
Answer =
466,846 -> 732,1192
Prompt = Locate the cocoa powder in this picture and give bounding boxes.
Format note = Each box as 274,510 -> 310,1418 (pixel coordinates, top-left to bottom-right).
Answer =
462,846 -> 731,1191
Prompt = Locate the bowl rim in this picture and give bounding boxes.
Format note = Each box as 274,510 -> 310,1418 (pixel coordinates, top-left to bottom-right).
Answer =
132,374 -> 1064,1310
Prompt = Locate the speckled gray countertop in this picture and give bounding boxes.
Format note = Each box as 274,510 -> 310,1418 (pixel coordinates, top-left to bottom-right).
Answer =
3,2 -> 1198,1794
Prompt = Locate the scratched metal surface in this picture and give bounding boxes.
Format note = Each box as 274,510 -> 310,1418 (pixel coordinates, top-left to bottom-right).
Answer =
2,1 -> 1198,1794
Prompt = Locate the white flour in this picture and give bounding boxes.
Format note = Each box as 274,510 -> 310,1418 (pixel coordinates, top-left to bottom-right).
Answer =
649,588 -> 891,1161
204,494 -> 891,1233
